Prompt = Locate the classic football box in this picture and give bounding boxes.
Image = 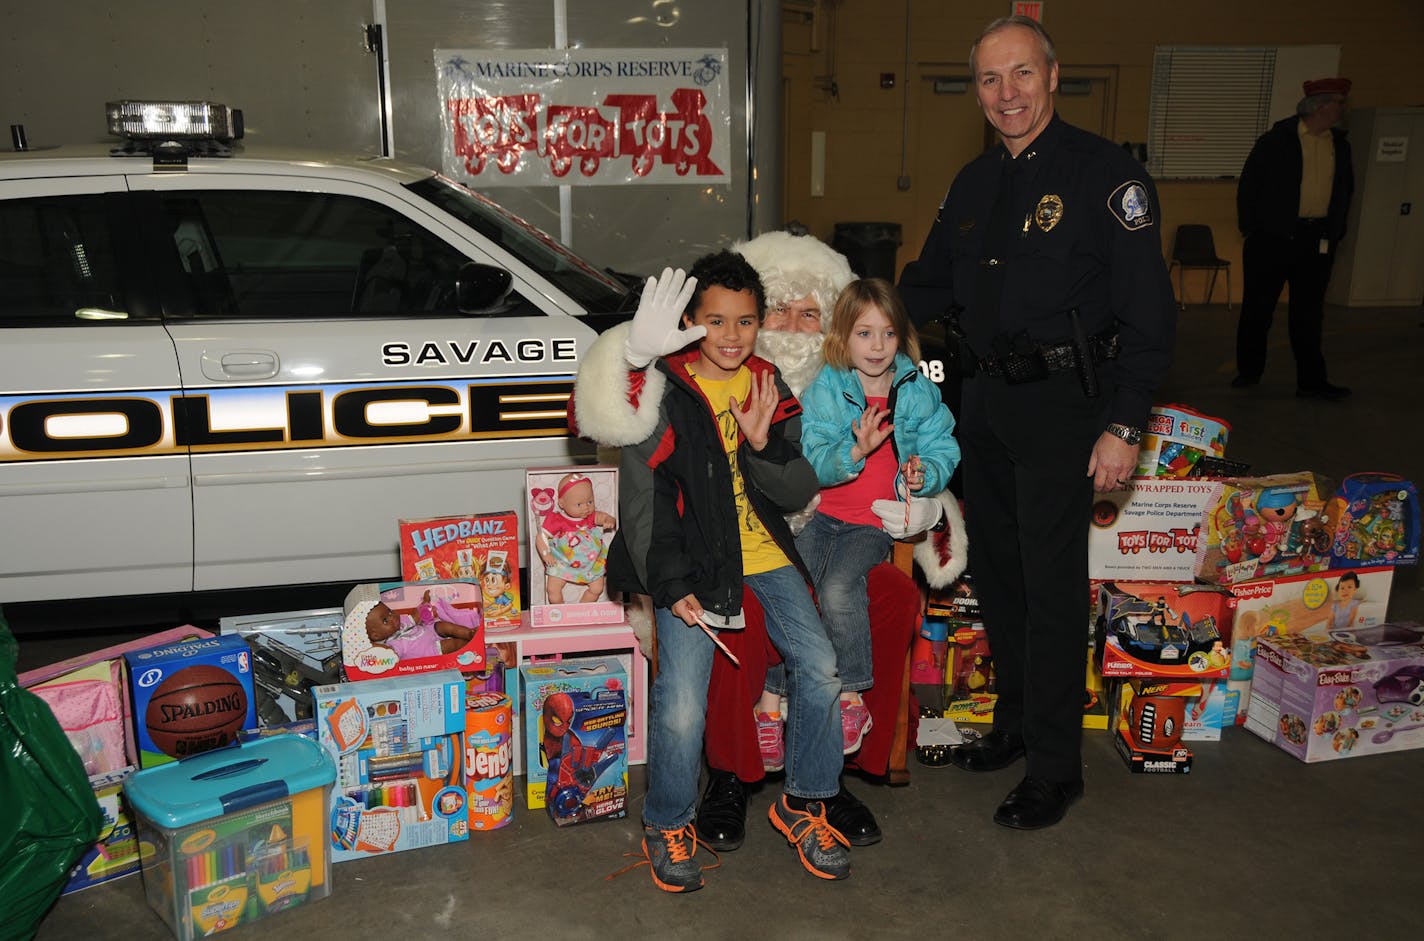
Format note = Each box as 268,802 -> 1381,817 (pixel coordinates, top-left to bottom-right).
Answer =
312,670 -> 470,861
124,634 -> 257,768
1093,582 -> 1236,679
340,580 -> 486,681
398,512 -> 521,629
1194,472 -> 1334,586
1246,633 -> 1424,762
1110,680 -> 1195,774
1089,478 -> 1221,582
519,656 -> 628,818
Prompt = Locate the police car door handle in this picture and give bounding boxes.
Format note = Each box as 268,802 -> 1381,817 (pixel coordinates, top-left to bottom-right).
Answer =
202,350 -> 279,381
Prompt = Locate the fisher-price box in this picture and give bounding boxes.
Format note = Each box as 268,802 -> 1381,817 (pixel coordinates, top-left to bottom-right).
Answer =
1089,478 -> 1221,582
1135,404 -> 1230,479
1195,472 -> 1334,586
1246,633 -> 1424,762
398,512 -> 521,629
313,671 -> 469,861
125,735 -> 334,941
1094,582 -> 1236,679
125,634 -> 257,768
520,657 -> 628,823
340,580 -> 487,681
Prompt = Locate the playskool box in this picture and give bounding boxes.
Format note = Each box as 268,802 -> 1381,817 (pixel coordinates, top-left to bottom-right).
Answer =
1324,473 -> 1419,569
1089,478 -> 1221,582
125,634 -> 257,768
1135,404 -> 1230,479
125,734 -> 334,941
1094,582 -> 1236,679
1246,633 -> 1424,762
313,670 -> 469,861
398,511 -> 521,629
520,657 -> 628,822
1195,472 -> 1335,586
526,466 -> 623,625
340,580 -> 486,681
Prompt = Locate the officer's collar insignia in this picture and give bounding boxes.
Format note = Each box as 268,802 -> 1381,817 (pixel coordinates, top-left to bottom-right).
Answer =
1108,180 -> 1154,231
1034,194 -> 1063,233
959,218 -> 975,232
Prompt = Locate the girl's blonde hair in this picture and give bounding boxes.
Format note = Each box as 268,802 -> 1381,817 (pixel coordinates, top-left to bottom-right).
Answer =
822,278 -> 921,370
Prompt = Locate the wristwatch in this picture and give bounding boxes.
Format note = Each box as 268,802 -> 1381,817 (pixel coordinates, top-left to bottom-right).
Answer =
1104,422 -> 1143,447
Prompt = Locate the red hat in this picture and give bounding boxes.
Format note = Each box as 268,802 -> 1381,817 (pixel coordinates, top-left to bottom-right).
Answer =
1302,77 -> 1351,97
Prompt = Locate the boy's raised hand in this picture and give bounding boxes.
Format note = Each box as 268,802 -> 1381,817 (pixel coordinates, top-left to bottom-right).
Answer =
730,369 -> 777,451
624,267 -> 704,368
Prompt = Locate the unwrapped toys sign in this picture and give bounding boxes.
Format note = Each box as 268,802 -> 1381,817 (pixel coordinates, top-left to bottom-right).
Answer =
435,48 -> 731,187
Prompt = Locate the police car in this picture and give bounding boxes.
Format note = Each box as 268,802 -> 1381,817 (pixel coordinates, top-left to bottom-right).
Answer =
0,101 -> 634,605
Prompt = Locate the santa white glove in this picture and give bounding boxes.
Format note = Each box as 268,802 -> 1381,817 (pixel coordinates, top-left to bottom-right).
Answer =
872,491 -> 945,540
624,267 -> 704,368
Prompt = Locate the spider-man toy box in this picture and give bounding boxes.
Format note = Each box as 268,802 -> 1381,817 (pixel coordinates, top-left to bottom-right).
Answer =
519,657 -> 627,824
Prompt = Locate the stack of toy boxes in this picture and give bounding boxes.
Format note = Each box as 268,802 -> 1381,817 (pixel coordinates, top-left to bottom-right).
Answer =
520,656 -> 628,825
1246,626 -> 1424,762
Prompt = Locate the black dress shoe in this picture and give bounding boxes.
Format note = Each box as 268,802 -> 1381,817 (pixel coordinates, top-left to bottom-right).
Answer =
992,776 -> 1084,830
823,786 -> 882,846
947,729 -> 1026,772
1296,382 -> 1352,401
695,770 -> 747,851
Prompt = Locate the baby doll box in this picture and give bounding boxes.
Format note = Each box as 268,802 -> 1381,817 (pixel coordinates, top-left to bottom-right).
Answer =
1194,471 -> 1335,586
341,580 -> 486,681
1135,403 -> 1230,479
125,735 -> 335,941
1324,473 -> 1419,568
397,512 -> 522,629
526,465 -> 623,626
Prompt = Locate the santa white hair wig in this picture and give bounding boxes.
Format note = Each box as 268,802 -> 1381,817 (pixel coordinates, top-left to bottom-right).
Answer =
733,231 -> 855,332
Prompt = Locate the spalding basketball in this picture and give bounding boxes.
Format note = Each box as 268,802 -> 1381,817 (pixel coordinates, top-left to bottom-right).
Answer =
144,664 -> 249,758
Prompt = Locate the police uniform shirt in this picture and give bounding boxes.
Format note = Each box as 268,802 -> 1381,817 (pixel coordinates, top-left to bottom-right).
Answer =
905,114 -> 1175,430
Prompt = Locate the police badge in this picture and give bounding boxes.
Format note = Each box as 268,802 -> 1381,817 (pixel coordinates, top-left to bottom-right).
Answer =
1034,194 -> 1064,232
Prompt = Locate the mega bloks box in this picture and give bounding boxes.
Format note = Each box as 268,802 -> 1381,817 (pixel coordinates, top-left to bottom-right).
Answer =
1089,478 -> 1221,582
125,735 -> 334,941
1136,404 -> 1230,479
340,580 -> 486,681
220,608 -> 343,727
520,657 -> 628,823
1094,582 -> 1236,679
1246,632 -> 1424,762
398,511 -> 521,629
526,466 -> 622,625
312,670 -> 469,861
124,634 -> 257,768
1323,473 -> 1419,568
1195,472 -> 1335,586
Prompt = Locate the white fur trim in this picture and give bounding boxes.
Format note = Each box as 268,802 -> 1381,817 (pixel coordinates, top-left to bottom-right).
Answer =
572,322 -> 667,447
914,491 -> 969,589
733,231 -> 855,332
624,594 -> 654,659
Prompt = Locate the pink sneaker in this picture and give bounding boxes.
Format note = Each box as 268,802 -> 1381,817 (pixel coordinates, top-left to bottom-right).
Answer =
840,699 -> 873,754
756,711 -> 785,772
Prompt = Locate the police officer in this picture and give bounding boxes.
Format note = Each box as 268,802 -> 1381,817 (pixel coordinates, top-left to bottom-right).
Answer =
900,15 -> 1174,829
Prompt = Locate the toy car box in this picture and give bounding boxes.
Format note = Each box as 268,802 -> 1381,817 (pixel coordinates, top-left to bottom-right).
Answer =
220,608 -> 343,727
1094,582 -> 1236,679
125,735 -> 334,941
398,511 -> 522,629
1136,403 -> 1230,479
1246,632 -> 1424,762
1110,679 -> 1194,774
312,670 -> 469,861
1324,473 -> 1419,569
520,656 -> 628,822
124,634 -> 257,768
340,580 -> 486,681
1195,472 -> 1335,586
1089,478 -> 1221,582
526,466 -> 623,626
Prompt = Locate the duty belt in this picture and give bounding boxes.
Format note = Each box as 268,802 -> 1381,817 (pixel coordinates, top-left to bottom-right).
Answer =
977,330 -> 1120,382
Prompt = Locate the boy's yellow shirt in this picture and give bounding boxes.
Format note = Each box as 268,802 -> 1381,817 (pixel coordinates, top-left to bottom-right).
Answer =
688,364 -> 789,576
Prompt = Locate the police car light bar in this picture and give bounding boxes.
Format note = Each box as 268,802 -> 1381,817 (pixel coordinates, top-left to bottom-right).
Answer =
106,100 -> 240,141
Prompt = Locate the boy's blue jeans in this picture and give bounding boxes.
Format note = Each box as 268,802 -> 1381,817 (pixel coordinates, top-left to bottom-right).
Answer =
766,513 -> 892,696
642,565 -> 842,830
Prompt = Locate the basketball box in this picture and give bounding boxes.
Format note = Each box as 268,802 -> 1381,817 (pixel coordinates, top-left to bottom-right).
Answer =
124,634 -> 257,768
520,657 -> 628,820
125,734 -> 334,941
312,670 -> 470,861
398,512 -> 521,629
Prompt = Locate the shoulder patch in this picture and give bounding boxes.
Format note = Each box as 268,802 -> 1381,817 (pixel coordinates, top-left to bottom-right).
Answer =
1108,180 -> 1153,231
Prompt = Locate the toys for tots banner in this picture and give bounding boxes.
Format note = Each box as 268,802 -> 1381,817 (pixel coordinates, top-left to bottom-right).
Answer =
435,48 -> 731,187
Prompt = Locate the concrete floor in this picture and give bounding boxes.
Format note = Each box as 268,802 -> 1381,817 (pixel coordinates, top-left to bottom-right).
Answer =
17,301 -> 1424,940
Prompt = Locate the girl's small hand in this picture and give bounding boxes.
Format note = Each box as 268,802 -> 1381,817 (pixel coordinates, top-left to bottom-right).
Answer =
850,404 -> 893,463
731,370 -> 777,451
903,455 -> 925,492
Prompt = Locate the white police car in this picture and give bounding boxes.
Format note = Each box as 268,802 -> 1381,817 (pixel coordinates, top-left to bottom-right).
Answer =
0,101 -> 633,604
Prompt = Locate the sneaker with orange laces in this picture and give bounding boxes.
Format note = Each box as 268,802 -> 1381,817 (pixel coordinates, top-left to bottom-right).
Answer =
768,796 -> 850,880
756,711 -> 785,772
620,823 -> 713,893
840,699 -> 873,754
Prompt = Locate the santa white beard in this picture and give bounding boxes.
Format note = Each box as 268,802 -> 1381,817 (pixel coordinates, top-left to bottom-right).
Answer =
755,329 -> 825,398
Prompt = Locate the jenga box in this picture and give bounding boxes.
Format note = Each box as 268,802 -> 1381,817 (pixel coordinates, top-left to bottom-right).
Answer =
1195,472 -> 1335,586
398,512 -> 521,629
1089,478 -> 1221,582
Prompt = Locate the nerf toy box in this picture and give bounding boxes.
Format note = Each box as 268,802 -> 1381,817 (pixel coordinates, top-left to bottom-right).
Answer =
1089,478 -> 1221,582
340,580 -> 486,681
1323,473 -> 1419,569
1094,582 -> 1236,679
124,634 -> 257,768
1135,404 -> 1230,479
398,511 -> 521,629
1195,472 -> 1335,586
526,466 -> 623,625
520,657 -> 628,823
1246,632 -> 1424,762
125,735 -> 334,941
1110,679 -> 1195,774
220,608 -> 343,727
313,670 -> 469,861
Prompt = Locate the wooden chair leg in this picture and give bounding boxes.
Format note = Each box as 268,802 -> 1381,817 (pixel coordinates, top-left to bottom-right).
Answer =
885,540 -> 920,786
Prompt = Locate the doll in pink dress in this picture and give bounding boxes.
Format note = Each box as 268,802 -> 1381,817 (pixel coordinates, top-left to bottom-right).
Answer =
536,472 -> 617,604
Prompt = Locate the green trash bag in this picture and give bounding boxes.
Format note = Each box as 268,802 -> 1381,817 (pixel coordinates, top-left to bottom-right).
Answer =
0,611 -> 103,941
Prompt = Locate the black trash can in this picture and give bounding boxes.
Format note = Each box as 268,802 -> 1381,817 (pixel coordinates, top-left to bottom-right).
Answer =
832,221 -> 903,281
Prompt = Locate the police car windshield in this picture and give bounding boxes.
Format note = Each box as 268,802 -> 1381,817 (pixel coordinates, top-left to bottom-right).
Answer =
408,176 -> 631,314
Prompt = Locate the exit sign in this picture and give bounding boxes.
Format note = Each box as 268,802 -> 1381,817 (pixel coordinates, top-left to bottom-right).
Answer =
1014,2 -> 1043,20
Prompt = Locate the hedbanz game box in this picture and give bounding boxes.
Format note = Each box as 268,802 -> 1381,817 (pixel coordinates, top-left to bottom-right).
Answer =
398,512 -> 521,629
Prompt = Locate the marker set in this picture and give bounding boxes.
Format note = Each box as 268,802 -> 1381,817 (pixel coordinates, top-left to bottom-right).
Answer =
346,780 -> 429,823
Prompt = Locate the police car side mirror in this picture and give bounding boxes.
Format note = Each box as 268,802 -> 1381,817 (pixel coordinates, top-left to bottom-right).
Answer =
456,262 -> 514,314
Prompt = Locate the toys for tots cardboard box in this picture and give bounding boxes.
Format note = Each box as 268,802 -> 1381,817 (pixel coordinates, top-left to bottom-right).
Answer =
1089,478 -> 1220,582
398,512 -> 521,629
